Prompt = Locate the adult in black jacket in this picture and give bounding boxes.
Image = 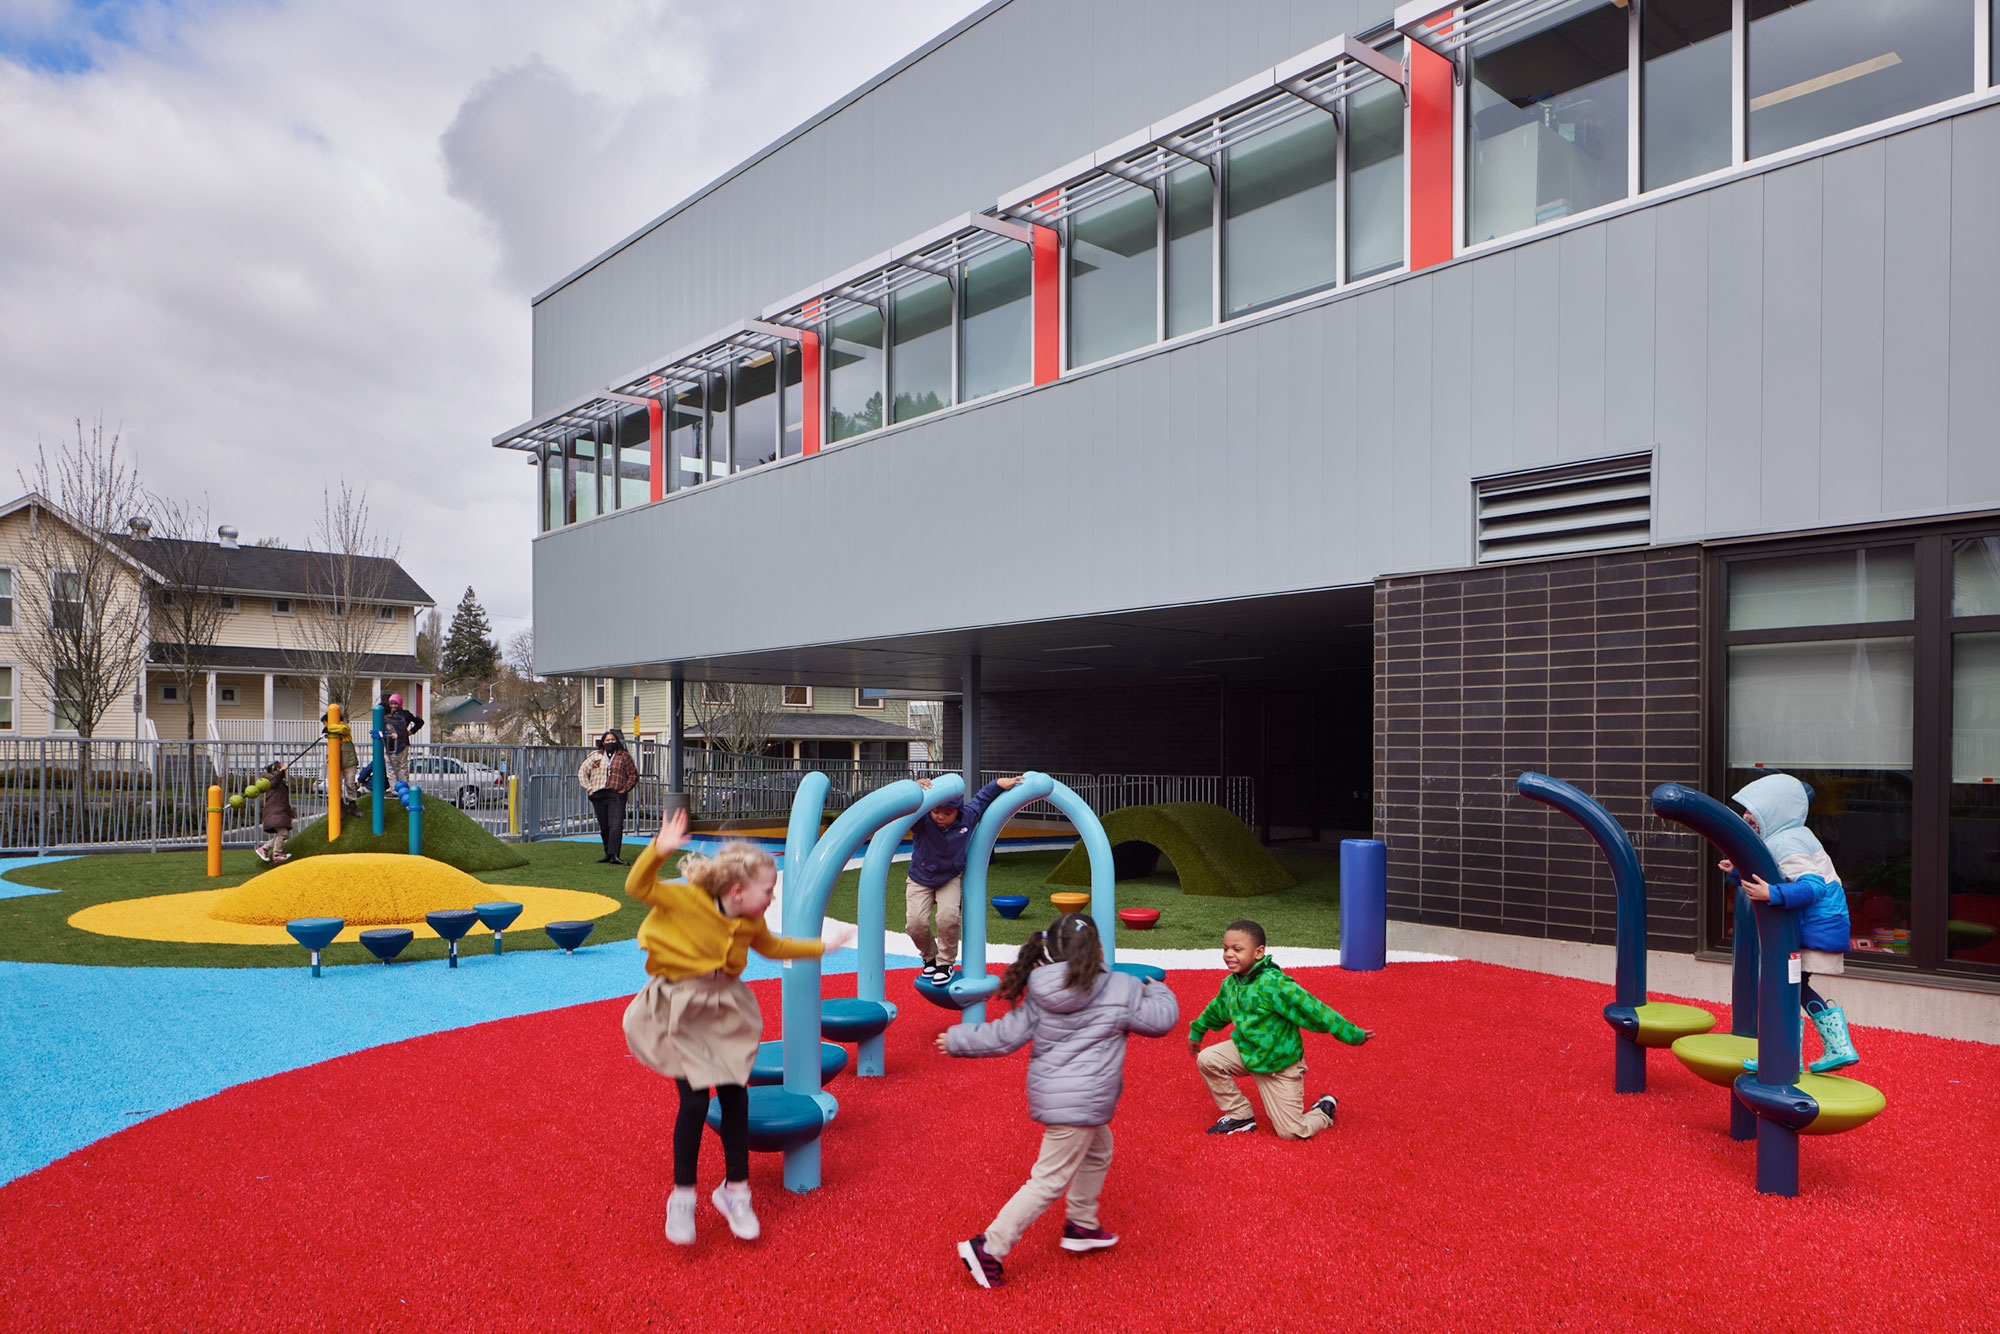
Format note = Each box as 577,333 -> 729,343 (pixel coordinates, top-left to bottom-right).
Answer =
382,692 -> 424,788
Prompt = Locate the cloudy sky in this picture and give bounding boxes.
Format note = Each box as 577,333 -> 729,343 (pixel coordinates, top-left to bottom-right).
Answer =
0,0 -> 984,642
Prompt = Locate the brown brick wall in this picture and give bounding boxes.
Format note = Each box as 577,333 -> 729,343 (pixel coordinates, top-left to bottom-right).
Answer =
1374,547 -> 1707,950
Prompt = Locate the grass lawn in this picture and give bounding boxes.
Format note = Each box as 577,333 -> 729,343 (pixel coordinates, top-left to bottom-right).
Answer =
823,848 -> 1343,952
0,840 -> 653,969
2,842 -> 1344,968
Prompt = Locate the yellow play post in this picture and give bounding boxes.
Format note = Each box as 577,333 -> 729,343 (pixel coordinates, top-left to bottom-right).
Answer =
326,703 -> 343,843
507,775 -> 519,836
206,785 -> 222,877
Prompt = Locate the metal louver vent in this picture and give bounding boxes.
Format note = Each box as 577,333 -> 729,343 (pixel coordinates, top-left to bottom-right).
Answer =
1474,454 -> 1652,562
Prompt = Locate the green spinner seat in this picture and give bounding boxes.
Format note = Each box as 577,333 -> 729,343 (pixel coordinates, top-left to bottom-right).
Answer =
1671,1031 -> 1761,1086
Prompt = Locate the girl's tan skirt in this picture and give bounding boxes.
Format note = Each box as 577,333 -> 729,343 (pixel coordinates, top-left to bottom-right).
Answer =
1801,949 -> 1845,975
622,972 -> 763,1090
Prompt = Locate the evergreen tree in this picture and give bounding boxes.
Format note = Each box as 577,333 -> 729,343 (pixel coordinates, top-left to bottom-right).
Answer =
440,586 -> 500,688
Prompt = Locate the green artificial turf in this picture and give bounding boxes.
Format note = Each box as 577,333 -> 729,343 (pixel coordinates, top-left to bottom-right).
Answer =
1045,802 -> 1295,898
0,839 -> 650,969
823,848 -> 1341,952
275,792 -> 529,872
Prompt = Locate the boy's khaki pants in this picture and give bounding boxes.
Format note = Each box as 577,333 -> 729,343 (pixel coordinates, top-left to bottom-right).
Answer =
905,875 -> 962,965
1196,1039 -> 1333,1140
983,1124 -> 1113,1258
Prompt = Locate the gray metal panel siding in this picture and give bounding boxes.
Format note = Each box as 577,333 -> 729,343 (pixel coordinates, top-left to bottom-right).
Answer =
529,0 -> 1373,413
531,103 -> 2000,675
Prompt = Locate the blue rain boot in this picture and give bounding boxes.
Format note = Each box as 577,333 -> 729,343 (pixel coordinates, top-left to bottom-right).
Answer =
1807,1000 -> 1859,1074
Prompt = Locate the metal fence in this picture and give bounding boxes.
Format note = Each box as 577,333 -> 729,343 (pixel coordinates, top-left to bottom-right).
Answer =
0,737 -> 1254,853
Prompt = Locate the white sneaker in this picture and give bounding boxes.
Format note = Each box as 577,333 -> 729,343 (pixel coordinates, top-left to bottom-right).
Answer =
711,1182 -> 760,1240
664,1188 -> 697,1245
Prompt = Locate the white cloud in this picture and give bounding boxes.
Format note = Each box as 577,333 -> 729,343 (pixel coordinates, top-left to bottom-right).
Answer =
0,0 -> 983,642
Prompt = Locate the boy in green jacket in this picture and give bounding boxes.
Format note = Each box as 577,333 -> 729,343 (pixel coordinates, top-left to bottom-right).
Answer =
1189,919 -> 1372,1138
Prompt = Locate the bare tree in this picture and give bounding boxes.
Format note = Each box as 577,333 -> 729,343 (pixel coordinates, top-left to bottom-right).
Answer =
494,631 -> 579,745
285,483 -> 397,715
139,495 -> 231,741
12,419 -> 150,740
687,681 -> 784,756
414,606 -> 445,678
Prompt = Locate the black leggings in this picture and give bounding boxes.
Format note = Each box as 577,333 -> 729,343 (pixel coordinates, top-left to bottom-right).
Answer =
590,789 -> 627,858
673,1079 -> 748,1187
1801,974 -> 1829,1013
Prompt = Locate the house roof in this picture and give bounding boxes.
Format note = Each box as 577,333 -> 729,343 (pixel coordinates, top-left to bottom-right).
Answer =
685,714 -> 917,742
1,492 -> 170,583
148,642 -> 428,677
114,535 -> 432,605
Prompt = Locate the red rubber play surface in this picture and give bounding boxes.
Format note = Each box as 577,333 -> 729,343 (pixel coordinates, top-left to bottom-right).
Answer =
3,962 -> 1997,1331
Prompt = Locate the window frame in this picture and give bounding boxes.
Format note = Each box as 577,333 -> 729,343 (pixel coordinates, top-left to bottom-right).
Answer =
160,682 -> 180,703
853,687 -> 887,711
0,661 -> 14,731
0,564 -> 13,631
219,685 -> 239,706
1706,519 -> 2000,982
272,597 -> 294,617
593,679 -> 606,708
378,604 -> 397,622
218,594 -> 239,615
782,685 -> 813,708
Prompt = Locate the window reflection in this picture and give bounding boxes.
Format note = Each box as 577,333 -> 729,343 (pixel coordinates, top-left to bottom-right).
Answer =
1165,165 -> 1213,337
734,354 -> 779,471
615,407 -> 651,508
781,346 -> 804,458
1643,0 -> 1733,190
1749,0 -> 1972,159
1346,73 -> 1405,279
670,385 -> 706,490
961,242 -> 1032,401
828,307 -> 885,441
1728,548 -> 1916,630
706,371 -> 731,475
542,449 -> 562,531
1070,184 -> 1157,366
1951,632 -> 2000,968
1468,0 -> 1629,243
568,428 -> 598,523
1224,107 -> 1337,316
891,276 -> 953,422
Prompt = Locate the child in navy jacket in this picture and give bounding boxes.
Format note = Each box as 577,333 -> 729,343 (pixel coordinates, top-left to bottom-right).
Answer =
1720,773 -> 1859,1073
907,774 -> 1023,983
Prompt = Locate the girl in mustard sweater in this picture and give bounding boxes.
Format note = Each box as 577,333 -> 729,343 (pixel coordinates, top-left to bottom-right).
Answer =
623,809 -> 832,1246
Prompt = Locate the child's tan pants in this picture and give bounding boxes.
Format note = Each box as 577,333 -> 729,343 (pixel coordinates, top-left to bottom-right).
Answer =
1196,1039 -> 1333,1140
905,875 -> 962,965
983,1123 -> 1113,1258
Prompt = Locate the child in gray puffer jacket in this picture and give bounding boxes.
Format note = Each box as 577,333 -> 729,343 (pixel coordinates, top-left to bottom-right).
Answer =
938,913 -> 1179,1288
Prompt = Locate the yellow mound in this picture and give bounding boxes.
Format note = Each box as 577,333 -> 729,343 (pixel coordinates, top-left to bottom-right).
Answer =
209,853 -> 493,926
70,883 -> 620,946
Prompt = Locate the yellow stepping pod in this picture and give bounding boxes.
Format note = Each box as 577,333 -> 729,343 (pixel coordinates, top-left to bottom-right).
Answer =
1793,1073 -> 1887,1136
1631,1001 -> 1715,1049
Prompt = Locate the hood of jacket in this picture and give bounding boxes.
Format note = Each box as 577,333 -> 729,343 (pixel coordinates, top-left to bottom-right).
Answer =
1025,962 -> 1108,1014
1733,772 -> 1826,867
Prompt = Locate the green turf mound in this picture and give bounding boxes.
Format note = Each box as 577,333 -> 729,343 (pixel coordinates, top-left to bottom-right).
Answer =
1045,802 -> 1293,898
274,792 -> 529,873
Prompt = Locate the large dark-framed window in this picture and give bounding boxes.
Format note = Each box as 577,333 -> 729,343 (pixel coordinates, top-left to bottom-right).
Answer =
1709,521 -> 2000,982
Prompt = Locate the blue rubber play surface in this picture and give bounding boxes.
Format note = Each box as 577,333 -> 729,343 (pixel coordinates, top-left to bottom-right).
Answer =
0,856 -> 71,898
0,942 -> 923,1187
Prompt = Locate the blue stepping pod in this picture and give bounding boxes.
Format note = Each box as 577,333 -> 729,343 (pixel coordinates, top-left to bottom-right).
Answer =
286,917 -> 344,978
990,895 -> 1030,920
706,1085 -> 829,1154
749,1039 -> 848,1088
359,927 -> 414,964
475,901 -> 523,955
425,909 -> 479,968
819,998 -> 894,1043
545,920 -> 594,953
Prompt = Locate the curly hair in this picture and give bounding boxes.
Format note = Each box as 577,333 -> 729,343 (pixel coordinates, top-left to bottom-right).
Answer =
996,912 -> 1105,1003
678,841 -> 776,897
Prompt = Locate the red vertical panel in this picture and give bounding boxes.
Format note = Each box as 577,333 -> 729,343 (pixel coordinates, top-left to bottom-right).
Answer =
801,328 -> 822,455
1409,40 -> 1455,271
647,397 -> 664,502
1031,198 -> 1061,385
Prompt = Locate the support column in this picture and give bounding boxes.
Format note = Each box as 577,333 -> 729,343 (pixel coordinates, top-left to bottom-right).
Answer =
962,654 -> 981,797
263,673 -> 276,743
665,675 -> 687,829
205,671 -> 218,740
1030,218 -> 1061,385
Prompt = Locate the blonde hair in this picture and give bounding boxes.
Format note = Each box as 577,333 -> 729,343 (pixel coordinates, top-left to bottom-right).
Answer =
679,841 -> 776,896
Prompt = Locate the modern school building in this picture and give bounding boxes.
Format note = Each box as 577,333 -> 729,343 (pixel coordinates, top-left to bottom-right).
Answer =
495,0 -> 2000,1009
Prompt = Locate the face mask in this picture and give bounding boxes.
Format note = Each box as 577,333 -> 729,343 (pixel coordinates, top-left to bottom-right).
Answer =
600,741 -> 613,752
